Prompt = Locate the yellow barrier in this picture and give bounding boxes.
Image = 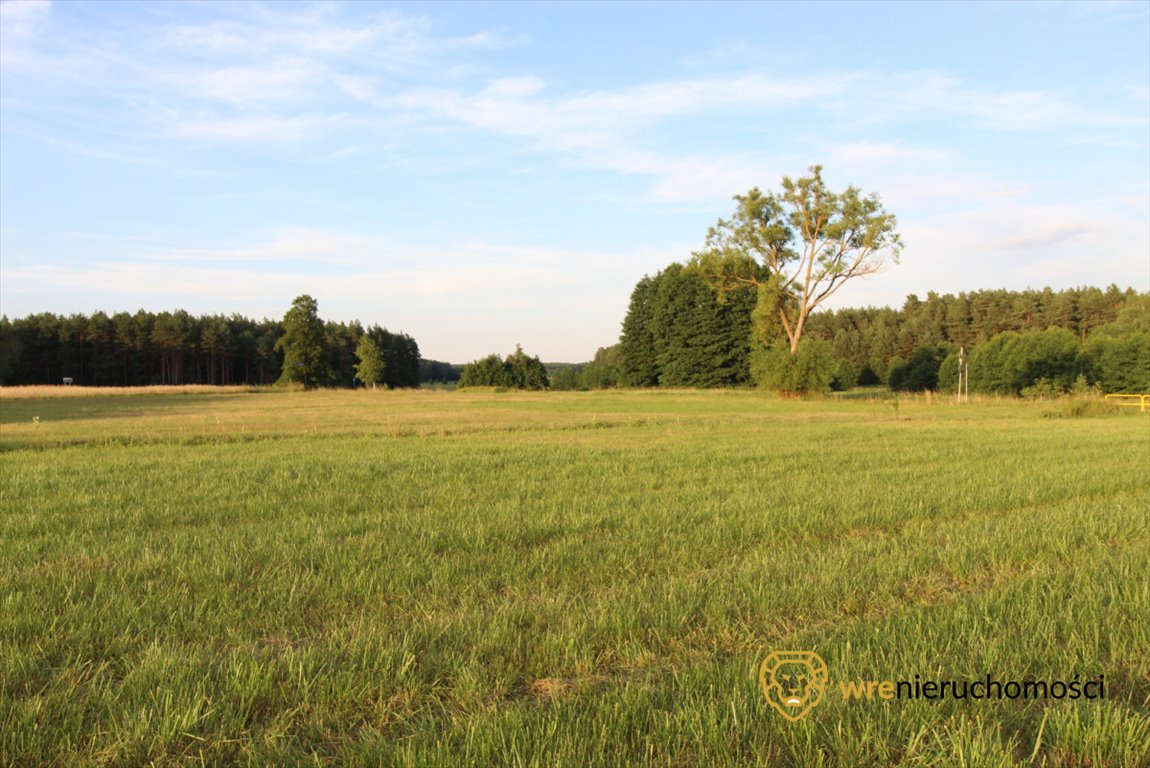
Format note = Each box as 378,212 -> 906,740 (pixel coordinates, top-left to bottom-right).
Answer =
1104,394 -> 1150,413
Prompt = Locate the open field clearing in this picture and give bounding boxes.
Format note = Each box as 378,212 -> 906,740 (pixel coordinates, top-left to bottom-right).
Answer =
1,388 -> 1148,767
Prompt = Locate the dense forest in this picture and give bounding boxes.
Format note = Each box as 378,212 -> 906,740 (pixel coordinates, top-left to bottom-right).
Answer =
2,282 -> 1146,395
0,309 -> 424,389
612,269 -> 1149,394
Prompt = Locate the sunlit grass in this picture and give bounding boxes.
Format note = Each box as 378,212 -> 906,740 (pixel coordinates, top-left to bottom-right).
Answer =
1,389 -> 1147,766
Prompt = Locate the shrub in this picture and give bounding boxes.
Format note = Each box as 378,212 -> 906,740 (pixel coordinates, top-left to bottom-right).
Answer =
889,346 -> 950,392
751,338 -> 836,394
971,328 -> 1081,395
1043,398 -> 1119,419
460,346 -> 550,390
1083,331 -> 1150,393
1021,377 -> 1064,399
830,358 -> 858,392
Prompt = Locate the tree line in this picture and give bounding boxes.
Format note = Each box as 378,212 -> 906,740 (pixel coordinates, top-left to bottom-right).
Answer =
0,302 -> 423,388
614,271 -> 1148,394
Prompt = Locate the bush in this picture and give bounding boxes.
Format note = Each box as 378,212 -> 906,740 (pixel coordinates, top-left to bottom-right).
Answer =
581,345 -> 621,389
549,367 -> 583,391
971,328 -> 1081,395
459,353 -> 514,389
857,366 -> 882,386
1020,377 -> 1064,399
460,346 -> 550,390
889,346 -> 950,392
1083,330 -> 1150,393
830,358 -> 858,392
751,338 -> 836,394
1043,398 -> 1119,419
937,352 -> 960,395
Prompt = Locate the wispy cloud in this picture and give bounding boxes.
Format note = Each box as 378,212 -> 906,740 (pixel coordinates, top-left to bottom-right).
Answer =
996,223 -> 1097,251
170,114 -> 343,143
0,0 -> 49,39
386,65 -> 1145,202
6,1 -> 1143,198
0,231 -> 671,359
0,0 -> 50,65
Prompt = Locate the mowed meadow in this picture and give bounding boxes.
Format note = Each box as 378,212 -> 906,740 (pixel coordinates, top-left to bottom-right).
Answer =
1,387 -> 1147,767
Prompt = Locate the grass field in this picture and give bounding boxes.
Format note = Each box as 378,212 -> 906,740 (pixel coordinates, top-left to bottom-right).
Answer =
1,387 -> 1148,767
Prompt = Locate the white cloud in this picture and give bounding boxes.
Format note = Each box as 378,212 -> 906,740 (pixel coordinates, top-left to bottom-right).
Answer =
0,0 -> 50,65
0,231 -> 676,360
190,61 -> 321,106
0,0 -> 49,38
827,141 -> 953,168
170,114 -> 339,143
387,65 -> 1145,204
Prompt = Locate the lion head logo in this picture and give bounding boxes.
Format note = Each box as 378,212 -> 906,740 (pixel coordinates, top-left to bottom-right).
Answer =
759,651 -> 828,721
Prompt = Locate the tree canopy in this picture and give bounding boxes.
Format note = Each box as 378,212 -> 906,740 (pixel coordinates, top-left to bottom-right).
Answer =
0,302 -> 422,389
615,269 -> 1147,395
459,345 -> 549,390
276,295 -> 331,387
354,335 -> 386,389
618,263 -> 757,388
692,165 -> 902,355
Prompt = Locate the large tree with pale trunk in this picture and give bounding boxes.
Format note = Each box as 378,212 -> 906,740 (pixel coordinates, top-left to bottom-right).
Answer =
691,165 -> 903,354
354,334 -> 386,390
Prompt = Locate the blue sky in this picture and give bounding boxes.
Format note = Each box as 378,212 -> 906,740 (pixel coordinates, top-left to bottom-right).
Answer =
1,1 -> 1147,362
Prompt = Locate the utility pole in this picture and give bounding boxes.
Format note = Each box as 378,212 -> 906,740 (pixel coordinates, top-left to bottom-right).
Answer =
957,347 -> 969,403
958,347 -> 964,404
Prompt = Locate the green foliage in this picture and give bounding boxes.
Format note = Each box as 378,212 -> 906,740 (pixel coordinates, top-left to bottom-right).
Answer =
830,358 -> 858,392
549,366 -> 583,391
460,345 -> 549,390
888,346 -> 951,392
751,338 -> 836,394
618,275 -> 661,387
275,295 -> 331,387
1022,373 -> 1102,400
693,166 -> 902,353
459,353 -> 512,388
749,274 -> 791,348
354,335 -> 386,389
1020,377 -> 1065,399
805,285 -> 1142,385
1043,396 -> 1120,418
971,328 -> 1081,395
619,264 -> 755,388
0,308 -> 420,389
506,344 -> 549,390
420,359 -> 463,384
365,325 -> 422,389
1082,330 -> 1150,393
0,315 -> 21,385
581,345 -> 621,389
620,262 -> 1145,396
937,351 -> 960,395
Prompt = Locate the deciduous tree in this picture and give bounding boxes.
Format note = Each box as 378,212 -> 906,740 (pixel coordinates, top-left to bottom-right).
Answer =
354,335 -> 386,389
692,165 -> 902,355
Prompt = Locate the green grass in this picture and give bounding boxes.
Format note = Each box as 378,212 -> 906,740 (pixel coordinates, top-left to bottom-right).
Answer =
1,388 -> 1147,767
